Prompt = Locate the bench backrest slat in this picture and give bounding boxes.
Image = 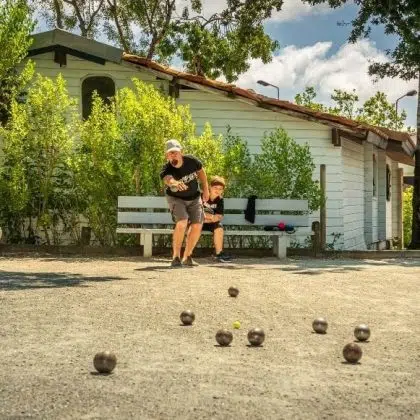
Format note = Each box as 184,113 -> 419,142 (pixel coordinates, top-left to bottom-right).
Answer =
118,196 -> 309,212
118,196 -> 310,227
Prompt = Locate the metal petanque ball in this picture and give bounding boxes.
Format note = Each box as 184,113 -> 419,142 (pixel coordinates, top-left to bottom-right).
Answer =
180,310 -> 195,325
215,329 -> 233,346
343,343 -> 362,363
93,351 -> 117,374
228,286 -> 239,297
312,317 -> 328,334
354,324 -> 370,342
247,328 -> 265,346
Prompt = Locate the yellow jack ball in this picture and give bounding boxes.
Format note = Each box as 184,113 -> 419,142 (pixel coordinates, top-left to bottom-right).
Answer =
233,321 -> 241,329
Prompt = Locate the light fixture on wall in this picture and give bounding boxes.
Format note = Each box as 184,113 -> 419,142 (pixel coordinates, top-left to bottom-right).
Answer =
257,80 -> 280,100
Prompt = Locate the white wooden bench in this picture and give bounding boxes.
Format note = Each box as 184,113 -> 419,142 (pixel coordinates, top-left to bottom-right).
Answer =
116,196 -> 312,259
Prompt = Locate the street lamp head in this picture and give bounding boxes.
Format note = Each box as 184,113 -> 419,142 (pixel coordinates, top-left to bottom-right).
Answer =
257,80 -> 270,87
406,89 -> 417,96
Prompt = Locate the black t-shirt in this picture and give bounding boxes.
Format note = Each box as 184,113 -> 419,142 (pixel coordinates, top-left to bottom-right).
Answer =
203,196 -> 224,216
160,155 -> 203,199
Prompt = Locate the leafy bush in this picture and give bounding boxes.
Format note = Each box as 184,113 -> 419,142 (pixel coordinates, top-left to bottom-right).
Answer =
0,74 -> 80,244
403,186 -> 413,248
250,128 -> 322,211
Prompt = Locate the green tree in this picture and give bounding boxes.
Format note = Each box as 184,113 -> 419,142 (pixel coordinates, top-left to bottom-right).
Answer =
0,74 -> 80,244
221,127 -> 253,198
0,0 -> 35,124
294,87 -> 407,129
295,86 -> 328,112
250,128 -> 323,211
35,0 -> 105,38
301,0 -> 420,248
183,123 -> 224,179
36,0 -> 282,82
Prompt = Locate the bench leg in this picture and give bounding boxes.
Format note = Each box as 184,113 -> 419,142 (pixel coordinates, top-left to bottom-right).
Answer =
274,235 -> 288,259
272,236 -> 278,256
143,233 -> 153,258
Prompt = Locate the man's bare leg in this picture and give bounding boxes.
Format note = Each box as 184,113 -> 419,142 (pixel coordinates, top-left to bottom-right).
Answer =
183,223 -> 203,259
173,219 -> 188,258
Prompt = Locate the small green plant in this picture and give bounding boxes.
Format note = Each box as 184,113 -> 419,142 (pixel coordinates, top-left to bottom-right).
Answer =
325,232 -> 343,250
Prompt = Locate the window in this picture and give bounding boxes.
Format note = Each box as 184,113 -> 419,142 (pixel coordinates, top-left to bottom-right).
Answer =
82,76 -> 115,119
386,164 -> 391,201
372,154 -> 377,197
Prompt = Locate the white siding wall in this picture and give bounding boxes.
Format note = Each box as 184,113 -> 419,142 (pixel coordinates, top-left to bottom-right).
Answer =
341,139 -> 366,250
177,90 -> 344,248
372,150 -> 379,243
363,143 -> 374,248
21,53 -> 169,108
386,156 -> 393,238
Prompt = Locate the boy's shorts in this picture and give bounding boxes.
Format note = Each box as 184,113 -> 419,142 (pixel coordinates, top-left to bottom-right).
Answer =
166,195 -> 204,224
202,222 -> 223,232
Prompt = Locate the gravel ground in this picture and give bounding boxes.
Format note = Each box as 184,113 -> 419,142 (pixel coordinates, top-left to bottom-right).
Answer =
0,256 -> 419,420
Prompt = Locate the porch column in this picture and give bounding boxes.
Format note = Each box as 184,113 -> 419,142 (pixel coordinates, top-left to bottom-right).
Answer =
377,149 -> 387,242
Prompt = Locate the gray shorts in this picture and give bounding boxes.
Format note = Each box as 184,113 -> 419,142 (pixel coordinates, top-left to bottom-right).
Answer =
166,195 -> 204,224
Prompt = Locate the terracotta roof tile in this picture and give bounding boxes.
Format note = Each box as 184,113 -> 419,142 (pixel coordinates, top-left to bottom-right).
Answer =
122,53 -> 415,147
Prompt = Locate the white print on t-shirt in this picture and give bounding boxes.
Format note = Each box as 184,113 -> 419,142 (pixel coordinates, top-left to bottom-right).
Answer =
180,172 -> 198,184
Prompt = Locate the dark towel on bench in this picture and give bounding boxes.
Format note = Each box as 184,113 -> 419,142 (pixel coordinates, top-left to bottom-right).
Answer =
245,195 -> 257,223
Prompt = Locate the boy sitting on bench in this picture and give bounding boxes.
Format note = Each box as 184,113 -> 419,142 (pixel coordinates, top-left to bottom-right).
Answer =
202,176 -> 232,262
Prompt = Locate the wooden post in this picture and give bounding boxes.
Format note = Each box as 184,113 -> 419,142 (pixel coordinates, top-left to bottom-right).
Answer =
81,226 -> 91,245
320,164 -> 326,249
311,221 -> 321,257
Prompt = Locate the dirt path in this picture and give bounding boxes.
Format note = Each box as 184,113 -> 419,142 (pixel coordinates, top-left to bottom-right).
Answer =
1,256 -> 419,419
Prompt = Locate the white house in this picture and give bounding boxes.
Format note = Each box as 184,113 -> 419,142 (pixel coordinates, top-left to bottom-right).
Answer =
12,29 -> 416,250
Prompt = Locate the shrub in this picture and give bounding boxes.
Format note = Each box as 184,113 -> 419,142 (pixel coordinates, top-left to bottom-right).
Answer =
250,128 -> 322,210
403,186 -> 413,248
0,74 -> 79,244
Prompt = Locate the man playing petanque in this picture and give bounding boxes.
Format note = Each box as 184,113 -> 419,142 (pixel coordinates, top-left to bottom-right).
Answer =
160,139 -> 209,268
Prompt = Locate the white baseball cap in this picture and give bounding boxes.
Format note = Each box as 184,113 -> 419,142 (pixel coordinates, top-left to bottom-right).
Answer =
165,139 -> 182,152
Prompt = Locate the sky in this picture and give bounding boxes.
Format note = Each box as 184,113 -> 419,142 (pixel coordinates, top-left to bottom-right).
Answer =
34,0 -> 418,127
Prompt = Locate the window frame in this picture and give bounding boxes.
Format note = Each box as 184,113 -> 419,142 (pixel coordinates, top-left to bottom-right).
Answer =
80,74 -> 116,120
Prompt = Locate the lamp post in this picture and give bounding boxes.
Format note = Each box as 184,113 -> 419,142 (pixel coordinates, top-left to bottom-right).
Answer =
257,80 -> 280,100
395,89 -> 417,129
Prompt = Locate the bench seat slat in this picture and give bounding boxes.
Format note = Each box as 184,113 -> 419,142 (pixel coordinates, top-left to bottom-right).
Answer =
117,212 -> 309,227
116,227 -> 313,237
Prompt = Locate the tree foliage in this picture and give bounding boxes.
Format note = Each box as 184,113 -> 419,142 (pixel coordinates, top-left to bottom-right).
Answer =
0,0 -> 35,124
34,0 -> 283,82
295,86 -> 408,130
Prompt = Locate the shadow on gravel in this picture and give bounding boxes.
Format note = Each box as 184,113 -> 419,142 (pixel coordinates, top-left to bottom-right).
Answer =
0,270 -> 125,291
135,265 -> 173,271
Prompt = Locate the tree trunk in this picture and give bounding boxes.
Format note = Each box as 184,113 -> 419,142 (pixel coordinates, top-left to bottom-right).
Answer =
408,74 -> 420,249
53,0 -> 64,28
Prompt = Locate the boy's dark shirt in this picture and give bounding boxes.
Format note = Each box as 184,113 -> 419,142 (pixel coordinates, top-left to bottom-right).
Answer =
160,155 -> 202,200
203,195 -> 224,219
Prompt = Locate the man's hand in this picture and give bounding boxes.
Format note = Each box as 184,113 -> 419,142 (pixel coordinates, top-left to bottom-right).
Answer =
202,188 -> 209,202
175,181 -> 188,191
